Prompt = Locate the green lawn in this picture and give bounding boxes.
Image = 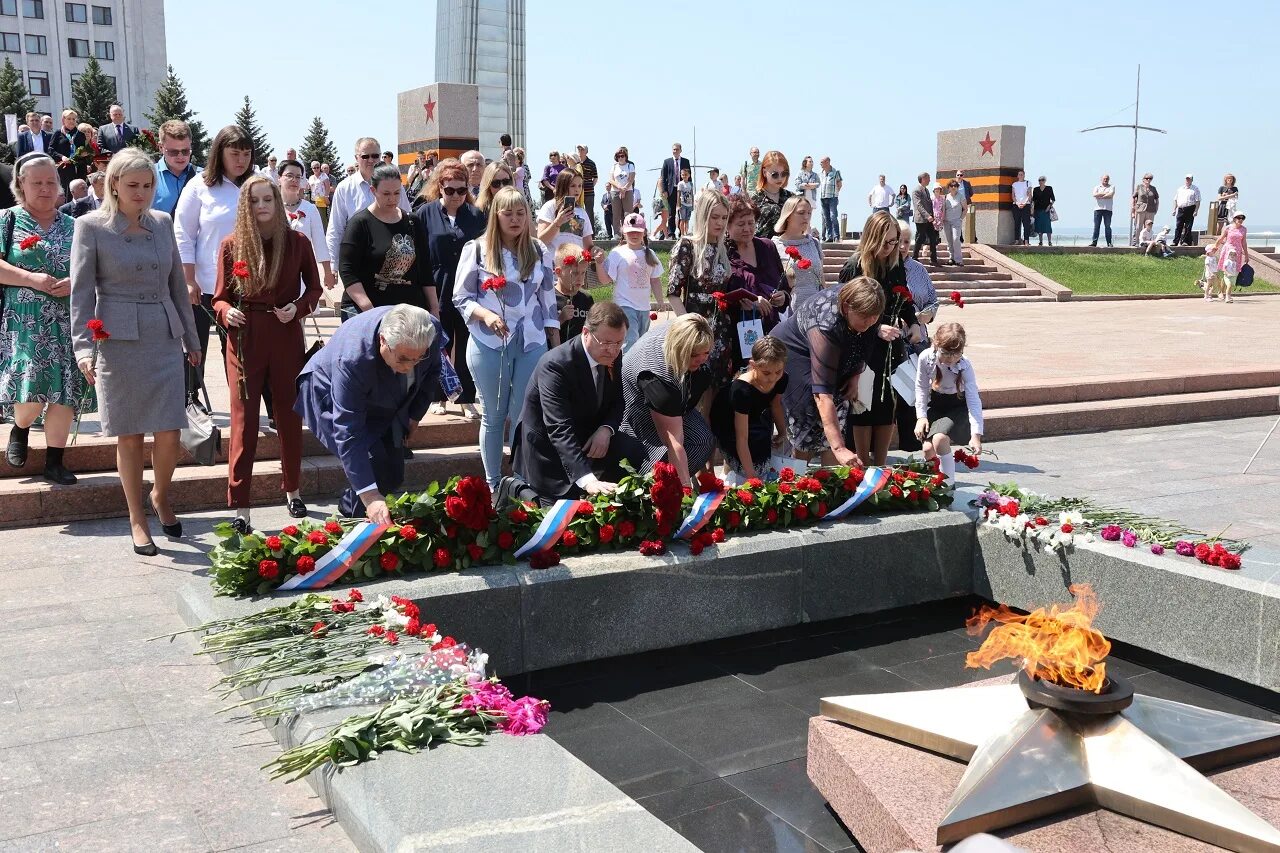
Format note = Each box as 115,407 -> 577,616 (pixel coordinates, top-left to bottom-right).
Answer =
586,247 -> 671,304
1005,252 -> 1279,296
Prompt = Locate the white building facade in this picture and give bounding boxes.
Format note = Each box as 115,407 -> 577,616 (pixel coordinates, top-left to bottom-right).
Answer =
434,0 -> 525,157
2,0 -> 166,126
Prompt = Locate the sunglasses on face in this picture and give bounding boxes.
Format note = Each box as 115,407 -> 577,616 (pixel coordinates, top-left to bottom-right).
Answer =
490,178 -> 512,188
164,148 -> 191,157
441,186 -> 468,197
357,153 -> 380,161
768,171 -> 789,179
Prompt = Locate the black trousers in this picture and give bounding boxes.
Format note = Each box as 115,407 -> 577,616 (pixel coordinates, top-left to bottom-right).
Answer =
186,292 -> 227,404
665,189 -> 679,227
1174,206 -> 1196,245
532,430 -> 647,506
913,222 -> 939,263
583,194 -> 596,232
338,428 -> 405,518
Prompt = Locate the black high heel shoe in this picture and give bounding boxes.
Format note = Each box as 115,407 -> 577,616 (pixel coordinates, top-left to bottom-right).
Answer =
229,516 -> 254,536
148,493 -> 182,538
133,539 -> 159,557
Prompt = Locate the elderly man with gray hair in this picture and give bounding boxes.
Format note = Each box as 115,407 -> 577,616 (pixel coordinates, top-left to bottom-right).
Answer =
294,304 -> 442,523
59,173 -> 105,218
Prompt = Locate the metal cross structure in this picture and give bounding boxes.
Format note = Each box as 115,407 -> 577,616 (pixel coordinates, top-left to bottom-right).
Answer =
1080,65 -> 1167,246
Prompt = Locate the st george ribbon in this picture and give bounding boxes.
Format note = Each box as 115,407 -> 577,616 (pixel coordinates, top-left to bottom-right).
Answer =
673,489 -> 727,540
513,498 -> 579,558
822,466 -> 889,521
277,521 -> 391,590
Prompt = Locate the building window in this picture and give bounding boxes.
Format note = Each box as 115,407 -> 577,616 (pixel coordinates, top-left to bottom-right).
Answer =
66,37 -> 88,56
0,32 -> 17,52
64,1 -> 83,21
28,70 -> 47,95
22,0 -> 42,19
90,3 -> 106,24
0,0 -> 15,16
24,33 -> 44,53
92,39 -> 111,59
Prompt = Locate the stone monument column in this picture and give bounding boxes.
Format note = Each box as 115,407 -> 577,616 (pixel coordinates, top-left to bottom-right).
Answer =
396,82 -> 480,181
935,125 -> 1025,245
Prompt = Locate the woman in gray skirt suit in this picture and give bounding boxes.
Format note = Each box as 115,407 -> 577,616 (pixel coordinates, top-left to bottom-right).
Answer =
71,149 -> 201,556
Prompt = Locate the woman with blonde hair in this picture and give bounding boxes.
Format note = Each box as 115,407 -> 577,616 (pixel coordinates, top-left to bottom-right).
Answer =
751,150 -> 794,237
453,186 -> 560,487
667,189 -> 735,389
70,148 -> 200,554
619,313 -> 716,486
773,194 -> 823,312
475,160 -> 515,214
536,168 -> 594,264
50,108 -> 87,196
212,175 -> 322,533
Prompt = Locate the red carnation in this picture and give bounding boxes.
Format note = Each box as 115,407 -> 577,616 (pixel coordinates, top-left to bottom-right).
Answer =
597,524 -> 615,544
422,622 -> 437,637
467,543 -> 484,561
779,467 -> 796,482
779,483 -> 793,494
380,552 -> 400,572
638,539 -> 665,557
445,524 -> 459,538
711,528 -> 726,543
766,508 -> 779,524
433,547 -> 452,568
348,589 -> 363,602
816,503 -> 828,518
281,525 -> 299,536
618,520 -> 636,539
690,540 -> 705,556
796,258 -> 812,270
889,485 -> 903,498
813,469 -> 831,482
794,504 -> 809,520
497,530 -> 515,549
509,507 -> 528,524
481,275 -> 507,292
295,555 -> 316,574
232,260 -> 250,279
784,246 -> 801,259
922,488 -> 932,500
563,255 -> 578,266
949,291 -> 965,308
405,617 -> 421,636
1193,543 -> 1211,562
384,630 -> 399,645
257,559 -> 279,579
842,477 -> 858,492
1061,522 -> 1074,534
368,624 -> 385,636
85,318 -> 110,342
649,312 -> 658,320
727,511 -> 741,528
1220,552 -> 1241,570
561,530 -> 579,548
265,535 -> 282,551
432,636 -> 458,650
18,235 -> 40,251
529,548 -> 561,568
577,500 -> 593,516
307,530 -> 327,545
330,600 -> 353,613
325,520 -> 342,534
746,478 -> 764,489
311,621 -> 326,635
399,525 -> 418,541
736,489 -> 754,505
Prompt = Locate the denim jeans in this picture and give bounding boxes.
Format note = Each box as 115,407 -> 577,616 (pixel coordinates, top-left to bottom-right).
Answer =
1091,209 -> 1113,245
620,306 -> 650,352
466,336 -> 547,487
821,197 -> 840,241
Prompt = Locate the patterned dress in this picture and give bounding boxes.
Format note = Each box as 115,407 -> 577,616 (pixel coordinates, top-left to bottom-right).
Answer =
666,237 -> 735,389
0,207 -> 95,419
751,188 -> 793,238
619,322 -> 715,474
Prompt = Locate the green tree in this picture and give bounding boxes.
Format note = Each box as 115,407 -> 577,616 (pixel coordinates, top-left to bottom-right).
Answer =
298,116 -> 343,174
69,57 -> 117,128
233,95 -> 272,168
0,58 -> 36,143
143,64 -> 210,166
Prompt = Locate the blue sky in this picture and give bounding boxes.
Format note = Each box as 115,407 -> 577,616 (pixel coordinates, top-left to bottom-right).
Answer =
168,0 -> 1278,232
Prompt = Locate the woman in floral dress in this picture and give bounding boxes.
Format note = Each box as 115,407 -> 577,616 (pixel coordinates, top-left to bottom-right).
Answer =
0,153 -> 94,485
666,189 -> 734,393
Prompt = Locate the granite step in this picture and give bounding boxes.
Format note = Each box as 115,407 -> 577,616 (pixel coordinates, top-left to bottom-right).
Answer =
983,386 -> 1280,441
0,445 -> 484,529
984,369 -> 1280,408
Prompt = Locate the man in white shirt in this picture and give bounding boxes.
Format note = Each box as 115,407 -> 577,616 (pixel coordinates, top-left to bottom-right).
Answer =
308,160 -> 331,226
325,136 -> 411,294
1172,174 -> 1201,246
867,174 -> 894,213
262,155 -> 280,185
1090,174 -> 1116,247
1011,169 -> 1032,245
703,167 -> 721,195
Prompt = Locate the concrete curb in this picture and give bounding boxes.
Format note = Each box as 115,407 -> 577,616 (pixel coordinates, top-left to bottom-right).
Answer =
966,244 -> 1073,300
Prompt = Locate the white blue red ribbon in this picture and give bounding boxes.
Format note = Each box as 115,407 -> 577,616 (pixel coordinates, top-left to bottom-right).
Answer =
823,467 -> 890,521
514,498 -> 579,559
277,521 -> 391,590
674,489 -> 727,540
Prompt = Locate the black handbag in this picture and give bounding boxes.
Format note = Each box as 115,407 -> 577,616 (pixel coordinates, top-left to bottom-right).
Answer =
181,376 -> 221,465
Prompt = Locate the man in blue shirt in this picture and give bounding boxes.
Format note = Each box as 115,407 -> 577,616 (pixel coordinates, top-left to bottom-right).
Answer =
152,120 -> 200,216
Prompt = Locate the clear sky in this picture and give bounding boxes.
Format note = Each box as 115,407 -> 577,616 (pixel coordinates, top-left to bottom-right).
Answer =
167,0 -> 1278,232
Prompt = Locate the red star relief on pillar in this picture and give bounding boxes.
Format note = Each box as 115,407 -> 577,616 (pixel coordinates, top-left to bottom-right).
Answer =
978,132 -> 996,156
423,95 -> 436,123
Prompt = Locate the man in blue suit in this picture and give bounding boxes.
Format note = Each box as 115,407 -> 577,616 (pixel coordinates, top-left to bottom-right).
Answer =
294,304 -> 442,523
14,112 -> 52,156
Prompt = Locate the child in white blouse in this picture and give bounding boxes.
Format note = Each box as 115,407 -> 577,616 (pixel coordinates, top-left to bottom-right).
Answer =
913,323 -> 985,481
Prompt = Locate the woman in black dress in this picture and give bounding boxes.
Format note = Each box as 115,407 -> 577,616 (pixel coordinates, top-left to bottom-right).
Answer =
339,164 -> 437,316
836,211 -> 922,465
1031,177 -> 1056,246
710,336 -> 789,482
49,109 -> 88,197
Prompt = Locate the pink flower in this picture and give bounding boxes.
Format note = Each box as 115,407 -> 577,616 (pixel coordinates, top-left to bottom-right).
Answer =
1175,540 -> 1194,556
1121,530 -> 1137,548
1099,524 -> 1122,542
1150,544 -> 1165,556
501,696 -> 549,735
461,681 -> 514,712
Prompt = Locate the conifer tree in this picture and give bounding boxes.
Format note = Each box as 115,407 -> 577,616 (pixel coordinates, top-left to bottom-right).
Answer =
233,95 -> 272,168
0,59 -> 35,143
298,116 -> 343,174
143,65 -> 210,165
69,57 -> 117,128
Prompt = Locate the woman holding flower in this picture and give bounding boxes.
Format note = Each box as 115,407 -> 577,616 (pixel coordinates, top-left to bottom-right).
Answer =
0,153 -> 94,485
454,186 -> 560,487
70,149 -> 201,555
212,176 -> 322,533
667,190 -> 734,391
724,194 -> 788,344
49,109 -> 88,198
772,195 -> 823,312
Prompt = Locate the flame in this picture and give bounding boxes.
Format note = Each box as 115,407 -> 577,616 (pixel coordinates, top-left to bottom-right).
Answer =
965,584 -> 1111,693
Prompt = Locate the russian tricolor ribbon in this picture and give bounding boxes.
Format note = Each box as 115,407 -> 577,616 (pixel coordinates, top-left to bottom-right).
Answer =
514,498 -> 579,559
674,489 -> 727,540
822,467 -> 890,521
277,521 -> 391,590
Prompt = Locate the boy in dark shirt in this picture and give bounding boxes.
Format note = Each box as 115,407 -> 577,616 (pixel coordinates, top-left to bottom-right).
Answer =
553,241 -> 594,341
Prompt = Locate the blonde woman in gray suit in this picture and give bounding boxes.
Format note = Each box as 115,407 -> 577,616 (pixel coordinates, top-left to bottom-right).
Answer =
71,148 -> 201,556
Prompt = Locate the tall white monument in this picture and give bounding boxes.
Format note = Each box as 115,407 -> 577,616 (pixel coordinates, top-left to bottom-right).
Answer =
435,0 -> 527,158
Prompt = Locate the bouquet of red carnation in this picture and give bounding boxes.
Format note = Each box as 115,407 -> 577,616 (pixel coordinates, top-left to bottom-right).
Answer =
444,476 -> 494,531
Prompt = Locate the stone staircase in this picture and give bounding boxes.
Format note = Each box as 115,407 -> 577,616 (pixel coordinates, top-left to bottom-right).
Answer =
821,241 -> 1053,303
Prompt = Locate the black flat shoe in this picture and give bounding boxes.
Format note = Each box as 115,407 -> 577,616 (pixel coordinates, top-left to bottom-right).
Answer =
133,540 -> 159,557
286,497 -> 308,518
149,493 -> 182,538
230,517 -> 254,536
6,429 -> 28,468
42,463 -> 76,485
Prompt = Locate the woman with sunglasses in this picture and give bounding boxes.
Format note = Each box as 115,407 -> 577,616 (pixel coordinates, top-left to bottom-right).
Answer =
750,151 -> 794,238
475,161 -> 515,214
607,147 -> 635,239
416,160 -> 485,419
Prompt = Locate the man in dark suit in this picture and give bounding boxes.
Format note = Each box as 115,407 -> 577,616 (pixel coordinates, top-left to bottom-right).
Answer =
294,304 -> 442,523
95,104 -> 138,155
660,142 -> 690,230
58,179 -> 96,218
512,302 -> 642,502
14,112 -> 52,157
911,171 -> 938,265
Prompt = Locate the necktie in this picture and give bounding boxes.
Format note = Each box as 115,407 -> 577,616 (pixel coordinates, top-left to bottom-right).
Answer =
594,364 -> 609,409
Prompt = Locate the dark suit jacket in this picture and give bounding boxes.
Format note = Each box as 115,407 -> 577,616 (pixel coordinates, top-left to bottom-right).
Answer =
96,122 -> 138,154
958,179 -> 974,205
59,197 -> 97,218
49,129 -> 87,162
294,306 -> 442,493
14,129 -> 53,157
512,336 -> 623,500
661,156 -> 691,195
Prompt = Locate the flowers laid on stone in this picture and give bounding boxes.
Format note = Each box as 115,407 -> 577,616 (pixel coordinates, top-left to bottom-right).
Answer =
211,461 -> 955,597
976,483 -> 1245,569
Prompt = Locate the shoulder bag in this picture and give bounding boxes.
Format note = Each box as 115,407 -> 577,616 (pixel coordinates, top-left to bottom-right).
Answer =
181,376 -> 221,465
